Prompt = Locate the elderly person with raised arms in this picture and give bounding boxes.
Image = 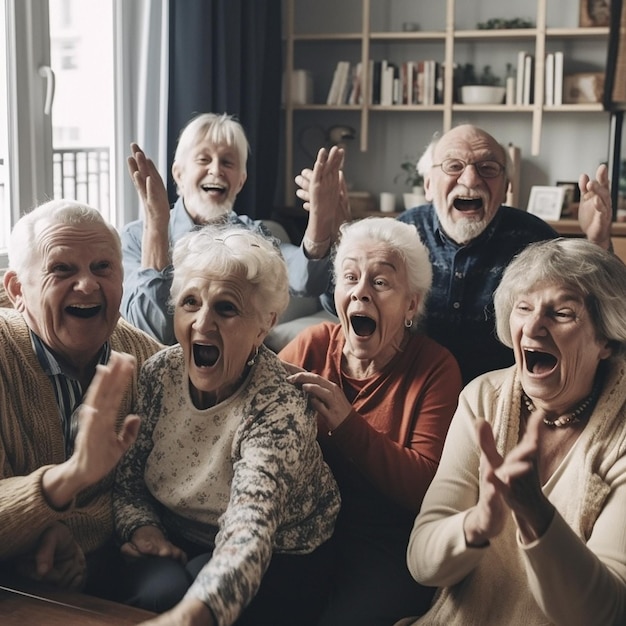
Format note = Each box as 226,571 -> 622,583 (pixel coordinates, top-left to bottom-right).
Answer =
280,217 -> 462,626
121,112 -> 348,345
0,199 -> 161,597
401,237 -> 626,625
306,124 -> 613,384
113,224 -> 340,626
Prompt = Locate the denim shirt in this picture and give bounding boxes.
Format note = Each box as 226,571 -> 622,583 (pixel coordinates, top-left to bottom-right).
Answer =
321,204 -> 557,384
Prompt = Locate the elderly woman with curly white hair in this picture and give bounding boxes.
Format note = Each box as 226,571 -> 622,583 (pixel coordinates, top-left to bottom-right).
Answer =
402,237 -> 626,626
113,224 -> 339,626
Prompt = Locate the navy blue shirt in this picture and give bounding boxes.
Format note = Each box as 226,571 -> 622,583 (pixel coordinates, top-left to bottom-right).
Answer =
321,204 -> 557,384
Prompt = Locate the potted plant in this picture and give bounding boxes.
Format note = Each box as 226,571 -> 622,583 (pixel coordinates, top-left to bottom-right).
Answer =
395,158 -> 426,209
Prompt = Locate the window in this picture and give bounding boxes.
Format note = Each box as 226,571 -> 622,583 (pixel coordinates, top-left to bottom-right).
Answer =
1,0 -> 114,268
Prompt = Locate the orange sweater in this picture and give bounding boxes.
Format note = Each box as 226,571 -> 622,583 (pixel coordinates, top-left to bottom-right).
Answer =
279,321 -> 462,514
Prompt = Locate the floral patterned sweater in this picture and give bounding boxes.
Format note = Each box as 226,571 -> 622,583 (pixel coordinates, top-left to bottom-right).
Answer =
113,344 -> 340,626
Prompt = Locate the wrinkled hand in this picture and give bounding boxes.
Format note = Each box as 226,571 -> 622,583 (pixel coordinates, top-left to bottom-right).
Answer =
127,142 -> 171,231
121,525 -> 187,564
73,352 -> 140,485
578,163 -> 613,249
295,146 -> 351,244
42,352 -> 140,509
288,371 -> 353,431
139,596 -> 215,626
464,413 -> 554,546
16,522 -> 86,590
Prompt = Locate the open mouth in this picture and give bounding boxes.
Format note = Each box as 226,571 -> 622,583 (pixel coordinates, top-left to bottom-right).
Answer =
524,349 -> 558,374
350,314 -> 376,337
65,304 -> 102,319
193,343 -> 220,367
201,183 -> 227,197
453,197 -> 483,212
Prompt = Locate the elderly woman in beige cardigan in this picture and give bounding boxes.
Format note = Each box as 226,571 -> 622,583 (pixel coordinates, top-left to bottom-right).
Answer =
401,238 -> 626,626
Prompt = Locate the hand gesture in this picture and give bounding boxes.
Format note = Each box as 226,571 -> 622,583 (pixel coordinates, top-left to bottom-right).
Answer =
42,352 -> 140,509
288,370 -> 353,431
295,146 -> 351,253
121,525 -> 187,564
464,413 -> 554,546
15,522 -> 86,590
578,163 -> 613,250
127,142 -> 171,231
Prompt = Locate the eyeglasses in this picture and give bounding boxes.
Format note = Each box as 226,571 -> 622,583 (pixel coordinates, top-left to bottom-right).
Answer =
432,158 -> 505,179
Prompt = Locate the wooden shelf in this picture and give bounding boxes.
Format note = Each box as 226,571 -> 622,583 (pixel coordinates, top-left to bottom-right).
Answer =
283,0 -> 610,205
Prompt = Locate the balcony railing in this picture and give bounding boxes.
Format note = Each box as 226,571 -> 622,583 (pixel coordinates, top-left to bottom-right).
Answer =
53,147 -> 110,218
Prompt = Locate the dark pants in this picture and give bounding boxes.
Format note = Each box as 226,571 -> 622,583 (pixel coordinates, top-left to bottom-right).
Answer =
122,539 -> 333,626
315,526 -> 435,626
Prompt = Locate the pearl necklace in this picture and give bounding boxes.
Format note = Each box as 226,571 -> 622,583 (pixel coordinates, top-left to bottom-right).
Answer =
522,378 -> 602,428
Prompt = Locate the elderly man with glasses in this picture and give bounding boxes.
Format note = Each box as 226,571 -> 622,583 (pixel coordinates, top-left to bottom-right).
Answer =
395,124 -> 613,383
311,124 -> 613,384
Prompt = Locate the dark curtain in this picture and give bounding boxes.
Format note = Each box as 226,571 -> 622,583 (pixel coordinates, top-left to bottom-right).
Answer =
167,0 -> 282,219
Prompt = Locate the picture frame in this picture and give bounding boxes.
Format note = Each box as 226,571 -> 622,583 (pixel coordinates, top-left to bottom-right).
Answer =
555,181 -> 581,217
580,0 -> 611,27
527,186 -> 566,220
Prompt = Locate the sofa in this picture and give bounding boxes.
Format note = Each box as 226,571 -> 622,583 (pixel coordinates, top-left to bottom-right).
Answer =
262,220 -> 336,352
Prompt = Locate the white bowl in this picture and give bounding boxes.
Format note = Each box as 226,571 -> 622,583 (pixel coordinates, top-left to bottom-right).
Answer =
460,85 -> 506,105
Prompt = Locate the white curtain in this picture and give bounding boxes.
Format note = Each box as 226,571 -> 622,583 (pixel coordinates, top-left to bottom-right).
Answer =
113,0 -> 169,226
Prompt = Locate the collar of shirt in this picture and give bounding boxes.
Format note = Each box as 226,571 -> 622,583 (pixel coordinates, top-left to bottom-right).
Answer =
30,330 -> 111,457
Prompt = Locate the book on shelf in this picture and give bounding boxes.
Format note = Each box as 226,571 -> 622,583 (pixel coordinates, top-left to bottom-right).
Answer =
347,62 -> 363,105
554,51 -> 564,106
522,54 -> 534,105
371,60 -> 382,104
515,50 -> 528,105
326,61 -> 351,105
381,60 -> 395,106
544,53 -> 555,105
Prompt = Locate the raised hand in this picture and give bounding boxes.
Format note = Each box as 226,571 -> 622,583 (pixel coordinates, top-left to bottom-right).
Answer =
128,143 -> 172,270
295,146 -> 351,257
464,413 -> 554,546
578,163 -> 613,250
42,352 -> 140,509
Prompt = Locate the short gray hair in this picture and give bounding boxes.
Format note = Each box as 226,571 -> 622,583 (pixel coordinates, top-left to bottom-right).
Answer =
494,238 -> 626,356
174,112 -> 249,176
8,199 -> 120,277
333,217 -> 432,324
170,224 -> 289,323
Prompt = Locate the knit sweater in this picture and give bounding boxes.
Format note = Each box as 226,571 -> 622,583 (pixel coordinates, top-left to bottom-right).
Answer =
279,321 -> 463,514
0,309 -> 162,559
406,359 -> 626,626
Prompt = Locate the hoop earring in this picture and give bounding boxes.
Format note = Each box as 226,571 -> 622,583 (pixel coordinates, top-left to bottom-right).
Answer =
247,346 -> 259,367
404,319 -> 413,328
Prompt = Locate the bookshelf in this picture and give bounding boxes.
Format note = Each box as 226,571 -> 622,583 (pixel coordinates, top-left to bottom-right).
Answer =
282,0 -> 610,208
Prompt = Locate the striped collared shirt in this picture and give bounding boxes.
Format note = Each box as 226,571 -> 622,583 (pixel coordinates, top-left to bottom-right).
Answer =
30,330 -> 111,458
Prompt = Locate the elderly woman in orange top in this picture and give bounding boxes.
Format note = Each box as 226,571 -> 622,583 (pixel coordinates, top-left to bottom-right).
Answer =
280,217 -> 462,626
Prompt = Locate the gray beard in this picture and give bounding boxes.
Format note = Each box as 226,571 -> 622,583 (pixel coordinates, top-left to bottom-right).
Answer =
440,215 -> 489,244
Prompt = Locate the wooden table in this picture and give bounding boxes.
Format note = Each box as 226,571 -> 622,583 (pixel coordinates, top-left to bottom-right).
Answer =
0,584 -> 157,625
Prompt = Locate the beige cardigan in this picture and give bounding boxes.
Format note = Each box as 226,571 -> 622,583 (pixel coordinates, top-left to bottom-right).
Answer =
405,359 -> 626,626
0,309 -> 161,558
